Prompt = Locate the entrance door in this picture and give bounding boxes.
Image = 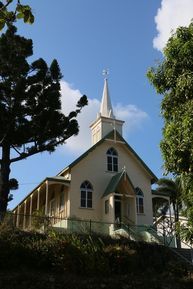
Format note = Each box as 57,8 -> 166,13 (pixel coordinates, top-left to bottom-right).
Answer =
114,196 -> 122,224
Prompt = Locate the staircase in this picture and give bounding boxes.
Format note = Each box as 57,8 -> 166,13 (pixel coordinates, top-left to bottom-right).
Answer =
115,222 -> 193,266
118,223 -> 164,244
172,247 -> 193,263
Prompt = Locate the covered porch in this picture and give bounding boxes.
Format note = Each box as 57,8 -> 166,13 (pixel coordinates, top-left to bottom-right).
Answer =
13,177 -> 70,230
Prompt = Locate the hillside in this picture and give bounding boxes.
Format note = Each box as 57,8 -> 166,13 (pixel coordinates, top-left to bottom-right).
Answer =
0,225 -> 193,289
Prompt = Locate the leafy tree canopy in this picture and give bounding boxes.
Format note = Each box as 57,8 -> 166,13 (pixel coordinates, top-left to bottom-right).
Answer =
0,26 -> 87,216
147,22 -> 193,175
0,0 -> 34,30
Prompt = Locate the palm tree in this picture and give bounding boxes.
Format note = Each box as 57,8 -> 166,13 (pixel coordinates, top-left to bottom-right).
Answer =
154,177 -> 182,248
152,197 -> 169,222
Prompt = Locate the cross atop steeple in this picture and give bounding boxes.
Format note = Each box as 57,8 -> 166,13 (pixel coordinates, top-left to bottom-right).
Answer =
102,68 -> 109,79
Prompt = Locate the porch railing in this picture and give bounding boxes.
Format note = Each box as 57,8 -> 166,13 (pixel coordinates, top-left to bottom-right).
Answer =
3,212 -> 115,235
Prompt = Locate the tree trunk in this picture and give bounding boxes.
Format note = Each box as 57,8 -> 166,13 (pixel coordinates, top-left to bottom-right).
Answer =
0,144 -> 11,221
174,203 -> 181,249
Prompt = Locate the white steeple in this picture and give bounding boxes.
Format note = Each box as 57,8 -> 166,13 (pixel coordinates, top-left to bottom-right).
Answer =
90,73 -> 124,145
100,78 -> 115,118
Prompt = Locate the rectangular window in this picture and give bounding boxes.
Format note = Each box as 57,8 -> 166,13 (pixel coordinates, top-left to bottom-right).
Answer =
87,191 -> 92,208
107,156 -> 112,171
107,156 -> 118,172
81,191 -> 92,208
113,157 -> 118,172
136,197 -> 144,214
105,200 -> 109,214
81,191 -> 86,207
87,199 -> 92,208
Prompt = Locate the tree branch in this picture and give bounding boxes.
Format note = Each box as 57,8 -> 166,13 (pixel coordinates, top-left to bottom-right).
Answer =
10,138 -> 66,163
0,1 -> 12,12
11,144 -> 23,156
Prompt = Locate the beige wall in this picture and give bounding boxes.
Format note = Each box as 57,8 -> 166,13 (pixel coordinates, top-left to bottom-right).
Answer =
90,117 -> 124,146
15,138 -> 154,228
69,143 -> 112,221
68,139 -> 154,225
117,143 -> 153,225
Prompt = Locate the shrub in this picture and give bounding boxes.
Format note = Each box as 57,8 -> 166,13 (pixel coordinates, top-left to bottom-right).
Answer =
0,225 -> 191,277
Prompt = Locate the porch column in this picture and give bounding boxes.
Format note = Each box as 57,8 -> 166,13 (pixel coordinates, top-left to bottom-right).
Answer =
37,188 -> 40,211
134,196 -> 137,225
16,205 -> 20,227
109,194 -> 115,234
13,210 -> 16,226
29,194 -> 33,227
23,200 -> 27,229
45,180 -> 49,215
65,190 -> 68,217
109,194 -> 115,221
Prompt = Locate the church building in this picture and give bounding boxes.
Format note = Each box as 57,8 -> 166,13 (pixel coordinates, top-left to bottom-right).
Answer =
13,78 -> 162,234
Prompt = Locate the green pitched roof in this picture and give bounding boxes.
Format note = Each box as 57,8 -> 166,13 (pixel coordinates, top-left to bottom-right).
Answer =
12,177 -> 70,211
102,171 -> 135,198
58,130 -> 157,184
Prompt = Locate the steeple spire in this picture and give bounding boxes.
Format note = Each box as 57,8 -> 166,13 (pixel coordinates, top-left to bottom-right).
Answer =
90,72 -> 124,145
100,74 -> 115,119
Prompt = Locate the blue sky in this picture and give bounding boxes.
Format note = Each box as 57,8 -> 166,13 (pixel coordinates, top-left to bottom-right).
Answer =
7,0 -> 193,209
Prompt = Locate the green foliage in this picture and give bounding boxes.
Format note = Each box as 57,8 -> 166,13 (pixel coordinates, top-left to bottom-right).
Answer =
147,22 -> 193,242
147,22 -> 193,175
154,177 -> 182,218
31,210 -> 51,231
0,1 -> 34,31
0,226 -> 191,278
0,26 -> 87,214
105,245 -> 138,274
153,197 -> 169,218
176,173 -> 193,244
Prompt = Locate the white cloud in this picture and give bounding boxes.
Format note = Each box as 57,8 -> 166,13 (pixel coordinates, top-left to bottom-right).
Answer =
60,80 -> 148,154
114,104 -> 148,133
60,80 -> 100,153
154,0 -> 193,51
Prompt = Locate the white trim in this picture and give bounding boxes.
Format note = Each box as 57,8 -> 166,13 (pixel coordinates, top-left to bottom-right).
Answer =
37,188 -> 40,210
23,201 -> 27,229
45,180 -> 49,215
16,206 -> 20,227
105,139 -> 125,144
114,193 -> 123,197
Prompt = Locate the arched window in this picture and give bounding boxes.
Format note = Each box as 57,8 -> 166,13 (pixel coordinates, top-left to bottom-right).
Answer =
135,187 -> 144,214
80,181 -> 93,208
106,147 -> 118,172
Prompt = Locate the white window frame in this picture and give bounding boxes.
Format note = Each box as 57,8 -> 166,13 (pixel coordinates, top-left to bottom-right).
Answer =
80,181 -> 93,209
135,187 -> 144,214
106,147 -> 118,172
